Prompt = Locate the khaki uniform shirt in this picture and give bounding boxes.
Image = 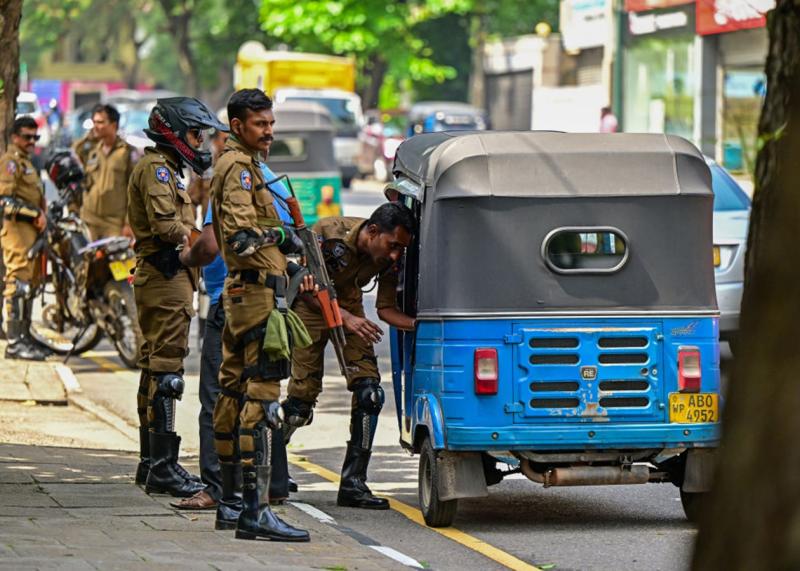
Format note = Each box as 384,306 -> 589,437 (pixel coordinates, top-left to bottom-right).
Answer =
312,217 -> 398,312
71,132 -> 97,167
211,137 -> 286,274
0,144 -> 44,206
81,136 -> 135,229
127,147 -> 196,258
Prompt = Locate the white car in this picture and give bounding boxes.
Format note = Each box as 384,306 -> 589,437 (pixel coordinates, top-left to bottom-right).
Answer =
708,157 -> 751,354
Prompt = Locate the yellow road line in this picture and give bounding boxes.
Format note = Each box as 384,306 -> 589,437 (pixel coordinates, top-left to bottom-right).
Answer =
288,453 -> 542,571
82,351 -> 126,373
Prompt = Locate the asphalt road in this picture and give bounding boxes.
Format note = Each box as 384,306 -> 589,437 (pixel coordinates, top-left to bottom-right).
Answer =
64,180 -> 734,571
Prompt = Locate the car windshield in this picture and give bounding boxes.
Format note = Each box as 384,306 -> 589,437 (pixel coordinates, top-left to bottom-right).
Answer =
710,163 -> 751,211
17,101 -> 37,114
121,109 -> 150,134
285,96 -> 358,134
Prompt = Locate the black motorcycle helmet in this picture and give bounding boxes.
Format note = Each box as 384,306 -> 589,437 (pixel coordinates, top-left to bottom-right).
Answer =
46,150 -> 84,190
144,97 -> 229,175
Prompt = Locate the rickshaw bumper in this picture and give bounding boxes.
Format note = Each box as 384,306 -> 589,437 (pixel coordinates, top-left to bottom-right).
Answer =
441,423 -> 720,451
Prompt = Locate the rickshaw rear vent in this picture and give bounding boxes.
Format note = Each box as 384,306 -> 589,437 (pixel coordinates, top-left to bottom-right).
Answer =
531,354 -> 580,365
530,337 -> 579,349
599,397 -> 650,408
598,336 -> 648,348
530,382 -> 580,392
530,398 -> 580,409
598,380 -> 649,391
598,353 -> 649,365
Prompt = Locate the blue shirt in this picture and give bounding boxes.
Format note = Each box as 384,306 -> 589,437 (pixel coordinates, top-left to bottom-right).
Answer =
202,162 -> 292,306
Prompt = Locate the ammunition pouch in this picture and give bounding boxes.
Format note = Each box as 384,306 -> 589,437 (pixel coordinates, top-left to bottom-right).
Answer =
144,246 -> 184,280
1,196 -> 40,224
239,322 -> 291,382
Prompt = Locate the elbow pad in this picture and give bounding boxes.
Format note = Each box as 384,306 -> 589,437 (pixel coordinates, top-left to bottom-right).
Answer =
226,228 -> 270,257
1,196 -> 40,223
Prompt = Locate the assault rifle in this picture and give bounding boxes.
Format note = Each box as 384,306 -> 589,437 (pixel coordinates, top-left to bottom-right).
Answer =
266,175 -> 351,380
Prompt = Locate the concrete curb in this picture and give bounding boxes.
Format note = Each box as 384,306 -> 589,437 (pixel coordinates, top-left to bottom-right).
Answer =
54,363 -> 138,444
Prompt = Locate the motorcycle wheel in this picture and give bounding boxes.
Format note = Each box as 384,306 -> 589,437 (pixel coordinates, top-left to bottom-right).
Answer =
31,304 -> 104,355
104,281 -> 143,369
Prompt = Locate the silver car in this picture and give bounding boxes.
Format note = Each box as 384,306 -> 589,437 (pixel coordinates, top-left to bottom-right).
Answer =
708,158 -> 751,354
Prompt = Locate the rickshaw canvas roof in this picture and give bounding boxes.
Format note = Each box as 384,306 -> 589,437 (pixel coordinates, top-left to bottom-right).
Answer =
392,132 -> 711,201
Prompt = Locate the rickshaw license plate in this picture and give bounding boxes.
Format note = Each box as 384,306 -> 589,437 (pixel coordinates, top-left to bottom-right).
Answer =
109,258 -> 136,281
669,393 -> 719,423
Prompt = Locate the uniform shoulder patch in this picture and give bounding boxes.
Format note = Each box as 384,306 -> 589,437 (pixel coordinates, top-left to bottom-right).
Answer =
5,160 -> 16,175
240,169 -> 252,190
155,166 -> 171,183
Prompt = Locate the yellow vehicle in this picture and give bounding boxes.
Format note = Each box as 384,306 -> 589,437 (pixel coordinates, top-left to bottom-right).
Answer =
235,42 -> 364,186
235,42 -> 355,94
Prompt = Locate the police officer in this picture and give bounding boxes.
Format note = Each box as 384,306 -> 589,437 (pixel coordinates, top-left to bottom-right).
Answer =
127,97 -> 227,497
71,126 -> 97,168
80,104 -> 136,239
284,203 -> 415,509
210,88 -> 308,541
0,117 -> 49,361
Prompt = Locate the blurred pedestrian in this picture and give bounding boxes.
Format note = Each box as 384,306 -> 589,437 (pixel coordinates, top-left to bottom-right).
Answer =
0,117 -> 50,360
600,106 -> 618,133
81,104 -> 136,239
127,97 -> 227,497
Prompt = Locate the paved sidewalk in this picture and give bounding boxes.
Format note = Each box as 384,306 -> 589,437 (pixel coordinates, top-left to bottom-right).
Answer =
0,442 -> 403,570
0,342 -> 68,405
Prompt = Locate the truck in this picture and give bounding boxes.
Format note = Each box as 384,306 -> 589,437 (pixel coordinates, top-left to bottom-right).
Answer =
235,42 -> 364,187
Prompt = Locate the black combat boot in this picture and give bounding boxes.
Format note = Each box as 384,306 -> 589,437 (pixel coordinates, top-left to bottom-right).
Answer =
215,462 -> 243,530
337,443 -> 389,510
235,464 -> 309,542
269,426 -> 290,503
4,293 -> 47,361
145,432 -> 204,497
135,426 -> 150,486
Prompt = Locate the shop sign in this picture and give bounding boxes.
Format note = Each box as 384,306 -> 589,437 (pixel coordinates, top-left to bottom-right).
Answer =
625,0 -> 693,13
561,0 -> 610,51
629,8 -> 690,35
696,0 -> 775,35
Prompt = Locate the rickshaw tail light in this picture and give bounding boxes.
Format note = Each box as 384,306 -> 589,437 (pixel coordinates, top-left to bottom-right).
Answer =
678,348 -> 701,393
474,348 -> 498,395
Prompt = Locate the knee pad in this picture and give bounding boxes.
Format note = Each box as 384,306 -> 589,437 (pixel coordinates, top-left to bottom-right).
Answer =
352,378 -> 384,415
261,400 -> 283,430
282,396 -> 314,428
153,372 -> 185,400
13,280 -> 32,299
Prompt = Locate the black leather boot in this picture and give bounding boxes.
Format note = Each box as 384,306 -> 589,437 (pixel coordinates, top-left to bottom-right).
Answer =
337,443 -> 389,510
215,462 -> 243,530
145,432 -> 204,497
4,293 -> 47,361
269,427 -> 290,503
135,426 -> 150,486
149,372 -> 201,485
235,465 -> 309,542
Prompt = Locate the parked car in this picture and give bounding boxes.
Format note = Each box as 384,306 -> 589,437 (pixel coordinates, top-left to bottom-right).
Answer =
356,109 -> 405,182
708,157 -> 751,355
406,101 -> 488,137
16,91 -> 51,167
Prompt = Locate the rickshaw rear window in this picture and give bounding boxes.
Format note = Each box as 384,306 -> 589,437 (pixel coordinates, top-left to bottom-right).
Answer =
269,137 -> 307,160
544,228 -> 628,274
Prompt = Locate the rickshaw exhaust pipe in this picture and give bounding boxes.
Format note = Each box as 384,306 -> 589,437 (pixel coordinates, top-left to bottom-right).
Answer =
519,459 -> 650,487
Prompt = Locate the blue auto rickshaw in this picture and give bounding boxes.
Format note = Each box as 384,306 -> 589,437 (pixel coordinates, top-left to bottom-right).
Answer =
386,132 -> 721,527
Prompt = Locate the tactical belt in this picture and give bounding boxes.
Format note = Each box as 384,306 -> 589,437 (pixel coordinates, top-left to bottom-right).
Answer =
144,246 -> 184,280
229,269 -> 286,295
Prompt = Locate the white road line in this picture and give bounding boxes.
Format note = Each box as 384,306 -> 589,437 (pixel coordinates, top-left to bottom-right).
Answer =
289,501 -> 424,569
369,546 -> 425,569
289,501 -> 337,525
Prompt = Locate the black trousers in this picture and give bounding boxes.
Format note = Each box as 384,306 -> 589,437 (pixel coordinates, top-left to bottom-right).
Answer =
198,301 -> 290,501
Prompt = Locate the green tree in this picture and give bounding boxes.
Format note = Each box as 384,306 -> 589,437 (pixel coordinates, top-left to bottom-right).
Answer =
691,1 -> 800,569
259,0 -> 457,109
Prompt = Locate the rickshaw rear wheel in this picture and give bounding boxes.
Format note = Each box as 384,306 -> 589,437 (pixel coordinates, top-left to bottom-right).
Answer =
680,489 -> 708,524
419,438 -> 458,527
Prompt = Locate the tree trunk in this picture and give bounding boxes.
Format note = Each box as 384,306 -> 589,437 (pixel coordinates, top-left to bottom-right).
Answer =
468,10 -> 487,109
361,54 -> 387,110
158,0 -> 198,96
692,1 -> 800,569
0,0 -> 23,153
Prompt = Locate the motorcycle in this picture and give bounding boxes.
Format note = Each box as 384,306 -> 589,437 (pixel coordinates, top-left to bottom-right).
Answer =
29,156 -> 143,368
